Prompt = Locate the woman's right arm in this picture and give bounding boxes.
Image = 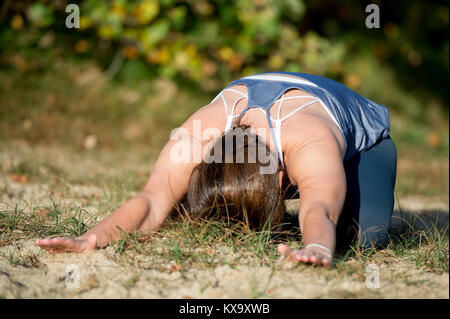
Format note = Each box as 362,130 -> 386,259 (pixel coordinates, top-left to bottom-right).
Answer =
36,104 -> 222,253
35,191 -> 156,253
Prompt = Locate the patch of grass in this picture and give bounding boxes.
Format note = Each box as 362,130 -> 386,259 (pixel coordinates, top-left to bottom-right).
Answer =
0,143 -> 447,282
51,196 -> 447,277
342,224 -> 450,274
106,210 -> 302,272
7,160 -> 64,179
0,200 -> 98,246
2,247 -> 44,269
391,229 -> 449,273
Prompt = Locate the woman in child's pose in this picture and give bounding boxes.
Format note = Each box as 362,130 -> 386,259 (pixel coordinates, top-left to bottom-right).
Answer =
36,72 -> 397,267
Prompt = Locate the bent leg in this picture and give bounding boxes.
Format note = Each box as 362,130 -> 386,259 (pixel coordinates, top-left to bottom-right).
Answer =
336,137 -> 397,250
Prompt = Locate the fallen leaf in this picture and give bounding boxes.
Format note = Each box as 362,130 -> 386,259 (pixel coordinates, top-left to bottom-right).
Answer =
84,274 -> 100,289
83,135 -> 98,150
137,171 -> 148,178
74,40 -> 90,54
10,173 -> 28,183
123,46 -> 139,60
37,209 -> 48,218
123,123 -> 144,140
427,132 -> 441,147
23,119 -> 33,131
11,15 -> 24,31
345,74 -> 361,89
170,264 -> 182,272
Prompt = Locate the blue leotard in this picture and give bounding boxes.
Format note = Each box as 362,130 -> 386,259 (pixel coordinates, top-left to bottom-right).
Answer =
212,72 -> 391,165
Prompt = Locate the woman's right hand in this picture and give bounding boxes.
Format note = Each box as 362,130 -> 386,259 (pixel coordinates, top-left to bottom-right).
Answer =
35,234 -> 97,253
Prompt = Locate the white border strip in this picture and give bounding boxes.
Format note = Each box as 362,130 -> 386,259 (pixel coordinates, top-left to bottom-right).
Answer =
241,75 -> 318,87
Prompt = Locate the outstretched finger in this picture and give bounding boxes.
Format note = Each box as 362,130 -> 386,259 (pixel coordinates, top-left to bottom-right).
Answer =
36,238 -> 66,247
36,243 -> 64,253
277,243 -> 290,256
292,250 -> 324,265
278,244 -> 300,261
321,257 -> 332,268
86,234 -> 97,251
35,238 -> 79,252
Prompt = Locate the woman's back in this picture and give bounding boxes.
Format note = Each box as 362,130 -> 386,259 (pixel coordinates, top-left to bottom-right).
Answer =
195,82 -> 347,171
215,72 -> 390,163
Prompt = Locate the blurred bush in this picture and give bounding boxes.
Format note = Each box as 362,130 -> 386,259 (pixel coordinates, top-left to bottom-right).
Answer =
0,0 -> 448,119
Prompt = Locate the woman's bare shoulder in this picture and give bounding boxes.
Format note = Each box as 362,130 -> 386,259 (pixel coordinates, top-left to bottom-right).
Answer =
283,112 -> 347,162
282,115 -> 347,191
180,99 -> 227,133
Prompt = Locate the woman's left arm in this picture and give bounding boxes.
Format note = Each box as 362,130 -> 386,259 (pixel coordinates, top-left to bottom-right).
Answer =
278,128 -> 346,267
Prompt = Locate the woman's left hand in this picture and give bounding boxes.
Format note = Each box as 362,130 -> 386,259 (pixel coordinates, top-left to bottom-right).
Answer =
277,243 -> 333,268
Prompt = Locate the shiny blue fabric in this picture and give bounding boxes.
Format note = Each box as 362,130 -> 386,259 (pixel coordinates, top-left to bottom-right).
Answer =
226,72 -> 391,162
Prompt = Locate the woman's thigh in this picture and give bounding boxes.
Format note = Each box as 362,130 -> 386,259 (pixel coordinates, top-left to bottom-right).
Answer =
336,137 -> 397,250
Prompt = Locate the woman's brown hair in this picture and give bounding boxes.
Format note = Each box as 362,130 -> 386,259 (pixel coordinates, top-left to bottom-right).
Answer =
186,123 -> 286,230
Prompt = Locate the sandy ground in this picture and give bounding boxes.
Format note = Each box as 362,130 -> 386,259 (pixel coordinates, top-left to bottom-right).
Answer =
0,235 -> 448,299
0,144 -> 448,299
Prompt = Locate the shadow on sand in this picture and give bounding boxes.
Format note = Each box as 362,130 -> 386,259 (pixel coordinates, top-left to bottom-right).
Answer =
282,199 -> 449,244
390,208 -> 449,239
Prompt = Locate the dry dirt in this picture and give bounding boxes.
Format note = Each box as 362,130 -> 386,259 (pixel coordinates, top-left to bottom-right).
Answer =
0,143 -> 448,299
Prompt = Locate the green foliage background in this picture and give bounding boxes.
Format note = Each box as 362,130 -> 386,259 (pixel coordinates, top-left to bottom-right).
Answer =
0,0 -> 448,151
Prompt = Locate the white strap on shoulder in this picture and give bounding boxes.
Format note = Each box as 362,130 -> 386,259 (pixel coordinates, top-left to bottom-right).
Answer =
213,90 -> 322,166
273,94 -> 285,166
279,99 -> 319,121
215,89 -> 248,131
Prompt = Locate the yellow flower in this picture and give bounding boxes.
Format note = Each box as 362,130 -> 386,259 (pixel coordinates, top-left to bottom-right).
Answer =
99,25 -> 115,39
268,53 -> 285,70
80,16 -> 92,29
174,51 -> 189,69
185,44 -> 197,58
135,1 -> 160,25
146,47 -> 170,65
159,47 -> 171,65
111,4 -> 126,20
11,15 -> 24,31
218,47 -> 234,61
